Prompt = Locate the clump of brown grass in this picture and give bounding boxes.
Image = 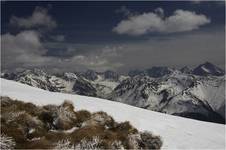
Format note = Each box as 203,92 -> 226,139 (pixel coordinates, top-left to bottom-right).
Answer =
39,101 -> 77,130
1,96 -> 163,149
1,96 -> 43,116
81,111 -> 116,129
140,131 -> 163,150
75,110 -> 92,127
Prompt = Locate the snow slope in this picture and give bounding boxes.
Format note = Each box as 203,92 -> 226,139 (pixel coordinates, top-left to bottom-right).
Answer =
0,78 -> 225,149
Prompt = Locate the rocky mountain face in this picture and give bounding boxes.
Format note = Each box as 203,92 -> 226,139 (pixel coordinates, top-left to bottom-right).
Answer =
1,62 -> 225,124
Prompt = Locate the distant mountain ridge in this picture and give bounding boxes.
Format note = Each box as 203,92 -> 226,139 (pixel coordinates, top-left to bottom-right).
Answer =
1,62 -> 225,124
128,62 -> 224,78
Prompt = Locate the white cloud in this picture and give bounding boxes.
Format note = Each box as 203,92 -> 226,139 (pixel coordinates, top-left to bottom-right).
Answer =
165,10 -> 210,32
2,30 -> 46,56
1,30 -> 49,69
113,8 -> 210,36
10,6 -> 57,29
1,30 -> 124,72
67,46 -> 124,71
57,54 -> 123,72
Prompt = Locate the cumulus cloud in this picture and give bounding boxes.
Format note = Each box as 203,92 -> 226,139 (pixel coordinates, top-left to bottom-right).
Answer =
10,6 -> 57,29
1,30 -> 123,72
1,30 -> 49,69
113,8 -> 210,36
2,30 -> 46,56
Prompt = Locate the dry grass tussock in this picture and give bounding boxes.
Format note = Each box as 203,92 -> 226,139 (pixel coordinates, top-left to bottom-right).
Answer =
0,96 -> 163,149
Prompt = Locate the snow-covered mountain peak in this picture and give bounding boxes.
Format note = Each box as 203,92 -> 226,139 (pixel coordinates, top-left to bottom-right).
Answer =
64,72 -> 78,80
193,62 -> 224,76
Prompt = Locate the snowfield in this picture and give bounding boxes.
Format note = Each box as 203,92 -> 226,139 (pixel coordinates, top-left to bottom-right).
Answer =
0,78 -> 225,149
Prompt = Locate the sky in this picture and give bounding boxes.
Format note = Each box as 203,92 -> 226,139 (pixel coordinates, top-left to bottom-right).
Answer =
1,1 -> 225,73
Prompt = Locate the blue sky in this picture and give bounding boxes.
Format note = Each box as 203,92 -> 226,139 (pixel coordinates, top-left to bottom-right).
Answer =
1,1 -> 225,72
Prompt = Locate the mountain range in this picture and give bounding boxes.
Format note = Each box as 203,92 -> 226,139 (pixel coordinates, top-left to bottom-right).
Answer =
1,62 -> 225,124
